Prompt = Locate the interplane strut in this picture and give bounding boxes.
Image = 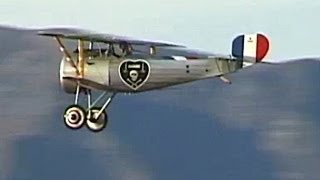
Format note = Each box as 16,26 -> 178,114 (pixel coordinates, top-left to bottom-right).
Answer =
55,37 -> 80,76
78,40 -> 85,78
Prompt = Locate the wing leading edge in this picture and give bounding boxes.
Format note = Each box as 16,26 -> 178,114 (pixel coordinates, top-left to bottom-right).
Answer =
37,28 -> 185,47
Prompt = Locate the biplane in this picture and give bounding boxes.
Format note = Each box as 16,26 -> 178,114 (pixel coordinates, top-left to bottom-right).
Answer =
37,28 -> 270,132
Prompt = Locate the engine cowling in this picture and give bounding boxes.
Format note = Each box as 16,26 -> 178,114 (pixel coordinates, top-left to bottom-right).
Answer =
59,57 -> 78,94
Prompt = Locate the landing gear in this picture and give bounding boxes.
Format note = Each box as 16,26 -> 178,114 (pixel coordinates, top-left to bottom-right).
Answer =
63,82 -> 116,132
86,107 -> 108,132
64,105 -> 86,129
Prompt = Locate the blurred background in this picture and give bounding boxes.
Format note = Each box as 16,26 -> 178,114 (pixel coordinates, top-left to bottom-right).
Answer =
0,0 -> 319,179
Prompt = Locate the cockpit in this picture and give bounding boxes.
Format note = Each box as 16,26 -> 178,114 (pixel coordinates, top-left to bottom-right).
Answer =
73,42 -> 155,59
108,42 -> 133,57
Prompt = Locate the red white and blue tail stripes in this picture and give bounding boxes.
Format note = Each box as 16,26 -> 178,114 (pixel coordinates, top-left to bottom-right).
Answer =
232,33 -> 270,62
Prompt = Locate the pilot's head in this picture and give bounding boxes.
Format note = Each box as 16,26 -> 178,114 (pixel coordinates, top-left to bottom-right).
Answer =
121,42 -> 132,55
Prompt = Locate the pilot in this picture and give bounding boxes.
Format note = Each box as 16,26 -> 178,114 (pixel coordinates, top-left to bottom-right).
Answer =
120,42 -> 132,56
107,43 -> 121,58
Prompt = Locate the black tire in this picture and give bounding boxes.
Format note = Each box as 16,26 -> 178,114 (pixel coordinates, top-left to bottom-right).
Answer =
86,107 -> 108,132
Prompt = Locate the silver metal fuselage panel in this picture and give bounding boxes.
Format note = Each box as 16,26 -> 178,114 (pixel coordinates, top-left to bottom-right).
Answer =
60,55 -> 242,93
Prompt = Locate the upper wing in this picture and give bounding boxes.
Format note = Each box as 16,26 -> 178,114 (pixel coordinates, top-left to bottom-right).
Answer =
37,27 -> 185,47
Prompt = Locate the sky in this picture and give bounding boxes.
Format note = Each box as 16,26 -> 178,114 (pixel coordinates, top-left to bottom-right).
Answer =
1,0 -> 320,60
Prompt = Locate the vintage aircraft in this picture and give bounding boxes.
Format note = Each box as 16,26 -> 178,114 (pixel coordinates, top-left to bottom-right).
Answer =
37,28 -> 270,132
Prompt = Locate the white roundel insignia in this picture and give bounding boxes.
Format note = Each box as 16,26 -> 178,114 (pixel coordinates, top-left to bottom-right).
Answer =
118,59 -> 151,90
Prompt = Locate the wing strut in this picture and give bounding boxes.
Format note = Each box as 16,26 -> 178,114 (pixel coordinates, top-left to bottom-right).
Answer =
55,37 -> 80,76
78,40 -> 85,78
54,37 -> 87,78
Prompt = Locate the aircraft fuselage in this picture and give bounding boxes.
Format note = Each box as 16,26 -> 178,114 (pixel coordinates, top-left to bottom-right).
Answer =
60,55 -> 242,94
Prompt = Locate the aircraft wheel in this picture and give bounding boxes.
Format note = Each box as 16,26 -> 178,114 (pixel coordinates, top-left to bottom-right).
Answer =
63,105 -> 86,129
86,107 -> 108,132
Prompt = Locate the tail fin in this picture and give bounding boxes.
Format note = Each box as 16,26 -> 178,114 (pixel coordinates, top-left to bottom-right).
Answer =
231,33 -> 270,63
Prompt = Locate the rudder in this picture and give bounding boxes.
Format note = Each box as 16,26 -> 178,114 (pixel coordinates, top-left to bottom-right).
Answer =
231,33 -> 270,63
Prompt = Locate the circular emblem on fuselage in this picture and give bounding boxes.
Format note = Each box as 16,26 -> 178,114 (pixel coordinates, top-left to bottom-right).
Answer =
118,59 -> 151,90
